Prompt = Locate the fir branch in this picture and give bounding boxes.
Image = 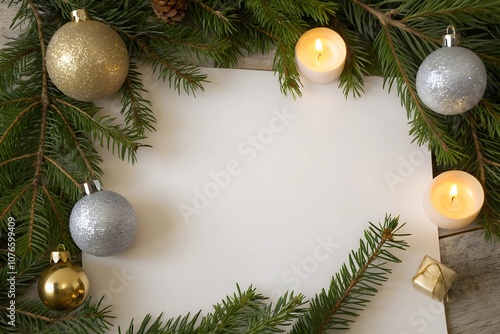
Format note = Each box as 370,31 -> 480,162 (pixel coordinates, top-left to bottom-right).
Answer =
340,1 -> 464,164
119,63 -> 156,135
146,28 -> 233,67
189,0 -> 239,36
196,285 -> 269,333
273,40 -> 302,98
0,184 -> 31,223
480,191 -> 500,241
200,285 -> 304,333
0,298 -> 113,333
0,39 -> 39,92
399,0 -> 500,27
0,96 -> 38,106
50,103 -> 100,180
351,0 -> 450,147
7,186 -> 53,255
0,101 -> 40,146
40,184 -> 74,249
0,153 -> 37,168
44,156 -> 80,187
231,16 -> 275,59
243,0 -> 328,97
119,312 -> 200,334
28,0 -> 50,186
52,98 -> 142,163
232,0 -> 307,96
27,184 -> 39,252
468,113 -> 487,185
240,290 -> 305,333
290,215 -> 409,333
244,0 -> 306,45
332,17 -> 375,98
136,37 -> 209,95
374,27 -> 458,162
476,99 -> 500,140
120,217 -> 407,334
337,0 -> 381,40
348,0 -> 440,43
119,285 -> 305,334
452,107 -> 500,240
0,252 -> 47,297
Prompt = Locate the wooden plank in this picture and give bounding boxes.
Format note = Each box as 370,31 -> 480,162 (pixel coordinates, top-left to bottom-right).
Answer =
0,4 -> 20,45
233,49 -> 274,70
440,230 -> 500,333
438,222 -> 482,238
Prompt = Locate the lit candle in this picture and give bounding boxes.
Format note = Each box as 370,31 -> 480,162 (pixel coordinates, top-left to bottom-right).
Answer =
295,27 -> 347,83
423,170 -> 484,229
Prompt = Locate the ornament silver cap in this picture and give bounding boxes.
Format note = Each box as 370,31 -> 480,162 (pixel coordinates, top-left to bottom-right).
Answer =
71,9 -> 91,22
49,244 -> 71,264
82,180 -> 103,195
442,25 -> 461,47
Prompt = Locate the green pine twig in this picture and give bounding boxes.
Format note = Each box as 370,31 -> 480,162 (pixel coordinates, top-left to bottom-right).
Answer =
0,298 -> 113,334
119,286 -> 305,334
290,215 -> 409,333
118,216 -> 408,334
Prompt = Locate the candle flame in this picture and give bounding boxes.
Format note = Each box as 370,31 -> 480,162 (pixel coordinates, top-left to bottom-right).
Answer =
450,184 -> 458,200
315,38 -> 323,59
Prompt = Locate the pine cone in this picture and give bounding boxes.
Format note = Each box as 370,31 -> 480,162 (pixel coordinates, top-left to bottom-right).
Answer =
152,0 -> 188,25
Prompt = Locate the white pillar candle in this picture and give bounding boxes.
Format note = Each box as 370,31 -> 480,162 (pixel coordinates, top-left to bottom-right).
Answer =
423,170 -> 484,229
295,27 -> 347,83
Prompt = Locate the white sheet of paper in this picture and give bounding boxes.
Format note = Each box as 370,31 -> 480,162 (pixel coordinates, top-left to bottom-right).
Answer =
85,68 -> 447,334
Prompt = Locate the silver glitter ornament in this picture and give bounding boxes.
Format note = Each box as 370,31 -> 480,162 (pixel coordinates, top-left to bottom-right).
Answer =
416,26 -> 487,115
69,181 -> 137,257
46,9 -> 129,102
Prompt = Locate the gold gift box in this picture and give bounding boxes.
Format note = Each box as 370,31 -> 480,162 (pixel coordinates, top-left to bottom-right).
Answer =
412,255 -> 457,302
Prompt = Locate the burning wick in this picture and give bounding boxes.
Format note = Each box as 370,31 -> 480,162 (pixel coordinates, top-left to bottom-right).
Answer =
315,38 -> 323,60
450,184 -> 458,202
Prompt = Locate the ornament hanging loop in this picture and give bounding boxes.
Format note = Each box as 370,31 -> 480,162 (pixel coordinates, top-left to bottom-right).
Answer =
443,25 -> 461,47
82,180 -> 103,196
71,9 -> 90,22
50,244 -> 71,264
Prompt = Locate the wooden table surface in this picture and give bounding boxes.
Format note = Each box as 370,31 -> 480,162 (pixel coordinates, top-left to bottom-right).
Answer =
1,4 -> 499,333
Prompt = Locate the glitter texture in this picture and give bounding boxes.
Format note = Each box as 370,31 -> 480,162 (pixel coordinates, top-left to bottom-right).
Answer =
69,190 -> 137,257
416,46 -> 487,115
46,16 -> 129,102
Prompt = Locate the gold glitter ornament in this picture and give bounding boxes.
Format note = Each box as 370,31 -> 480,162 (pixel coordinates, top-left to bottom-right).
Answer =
37,244 -> 90,311
46,9 -> 129,102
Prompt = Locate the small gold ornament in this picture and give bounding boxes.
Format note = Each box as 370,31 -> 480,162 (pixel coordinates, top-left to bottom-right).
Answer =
152,0 -> 188,25
37,244 -> 90,311
46,9 -> 129,101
